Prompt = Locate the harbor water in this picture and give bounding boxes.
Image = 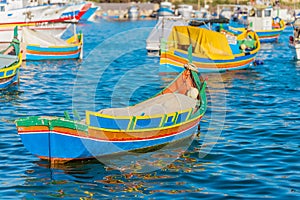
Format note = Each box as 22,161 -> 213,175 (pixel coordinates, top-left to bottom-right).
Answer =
0,19 -> 299,199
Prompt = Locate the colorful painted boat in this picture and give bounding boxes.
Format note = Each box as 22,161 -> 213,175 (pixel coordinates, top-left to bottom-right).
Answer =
288,16 -> 300,60
157,1 -> 174,17
21,27 -> 83,61
230,6 -> 285,43
15,63 -> 207,163
0,27 -> 22,90
160,26 -> 260,73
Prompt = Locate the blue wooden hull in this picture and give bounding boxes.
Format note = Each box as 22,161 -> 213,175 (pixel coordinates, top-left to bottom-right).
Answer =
25,52 -> 81,61
25,40 -> 82,61
160,62 -> 253,73
19,124 -> 197,160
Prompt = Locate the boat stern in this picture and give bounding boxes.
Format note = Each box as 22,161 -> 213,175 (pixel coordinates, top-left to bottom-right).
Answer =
15,116 -> 53,159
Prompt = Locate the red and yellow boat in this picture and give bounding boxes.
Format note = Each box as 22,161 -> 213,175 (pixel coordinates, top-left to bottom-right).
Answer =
160,26 -> 260,73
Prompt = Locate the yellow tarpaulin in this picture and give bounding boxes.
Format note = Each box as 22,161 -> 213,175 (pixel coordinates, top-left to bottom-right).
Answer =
168,26 -> 235,60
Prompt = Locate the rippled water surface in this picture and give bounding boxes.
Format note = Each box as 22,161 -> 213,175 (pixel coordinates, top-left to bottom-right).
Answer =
0,20 -> 299,199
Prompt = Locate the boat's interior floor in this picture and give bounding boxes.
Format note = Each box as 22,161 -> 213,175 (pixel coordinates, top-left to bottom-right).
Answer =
99,93 -> 197,117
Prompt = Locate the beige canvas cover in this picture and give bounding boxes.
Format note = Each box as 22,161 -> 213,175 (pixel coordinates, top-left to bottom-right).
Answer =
0,54 -> 18,69
99,93 -> 197,117
22,27 -> 69,46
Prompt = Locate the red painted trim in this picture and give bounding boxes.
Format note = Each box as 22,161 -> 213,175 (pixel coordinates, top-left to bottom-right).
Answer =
18,117 -> 202,142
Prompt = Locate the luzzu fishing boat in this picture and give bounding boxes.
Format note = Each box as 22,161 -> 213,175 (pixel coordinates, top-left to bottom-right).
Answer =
15,60 -> 207,163
21,27 -> 83,61
0,27 -> 22,90
160,26 -> 260,73
230,6 -> 285,43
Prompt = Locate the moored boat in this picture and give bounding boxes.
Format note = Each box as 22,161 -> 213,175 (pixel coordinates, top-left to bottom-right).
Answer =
80,5 -> 99,21
127,4 -> 140,20
230,6 -> 285,43
21,27 -> 83,61
0,27 -> 22,90
157,1 -> 174,17
160,26 -> 260,73
146,16 -> 188,56
0,1 -> 91,25
15,61 -> 207,163
177,4 -> 193,19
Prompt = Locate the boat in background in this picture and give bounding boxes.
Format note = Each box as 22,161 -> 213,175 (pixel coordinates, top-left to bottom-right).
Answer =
80,5 -> 99,21
146,16 -> 188,56
177,4 -> 193,19
15,59 -> 207,163
21,27 -> 83,61
127,4 -> 140,20
193,6 -> 211,20
0,27 -> 22,90
157,1 -> 174,17
0,1 -> 91,25
60,2 -> 92,23
289,16 -> 300,60
230,6 -> 285,43
160,26 -> 260,72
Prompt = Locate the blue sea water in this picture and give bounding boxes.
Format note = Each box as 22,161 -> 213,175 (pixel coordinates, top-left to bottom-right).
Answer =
0,19 -> 300,199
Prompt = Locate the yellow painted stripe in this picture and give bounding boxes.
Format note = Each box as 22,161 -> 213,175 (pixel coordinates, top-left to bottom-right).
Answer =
88,113 -> 204,133
86,108 -> 192,120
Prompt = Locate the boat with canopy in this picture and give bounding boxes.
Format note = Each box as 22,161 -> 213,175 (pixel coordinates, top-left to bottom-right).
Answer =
160,26 -> 260,72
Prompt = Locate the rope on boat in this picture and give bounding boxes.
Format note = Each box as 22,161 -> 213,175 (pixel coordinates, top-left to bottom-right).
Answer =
184,63 -> 198,72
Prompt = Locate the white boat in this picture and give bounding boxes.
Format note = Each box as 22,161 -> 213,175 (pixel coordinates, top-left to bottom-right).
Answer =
289,16 -> 300,60
177,4 -> 193,19
0,1 -> 64,25
0,23 -> 70,43
194,5 -> 211,20
128,4 -> 140,20
157,1 -> 174,17
146,16 -> 187,56
0,1 -> 90,25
